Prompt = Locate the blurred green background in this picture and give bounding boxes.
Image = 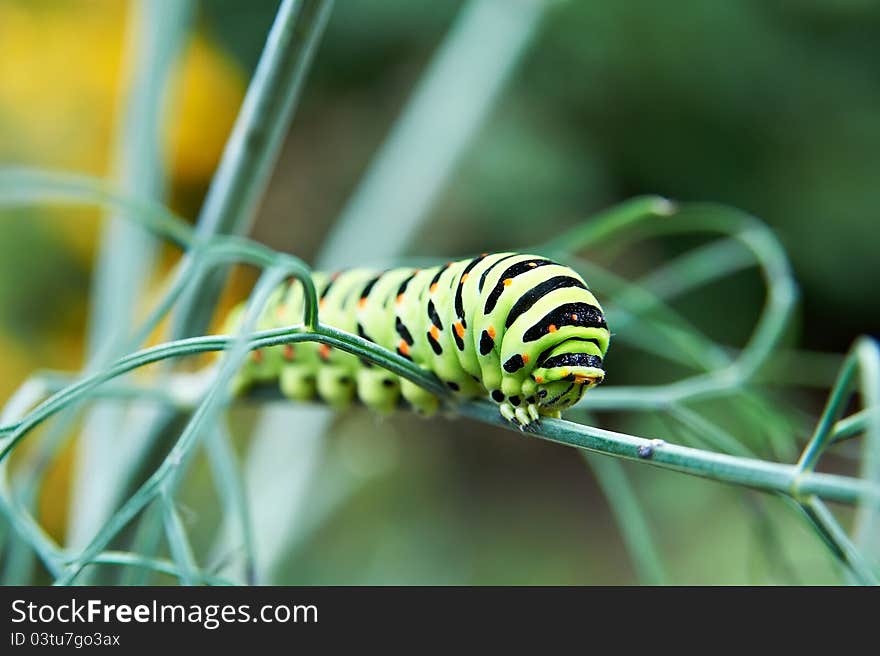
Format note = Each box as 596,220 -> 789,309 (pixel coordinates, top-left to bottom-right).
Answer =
1,0 -> 878,584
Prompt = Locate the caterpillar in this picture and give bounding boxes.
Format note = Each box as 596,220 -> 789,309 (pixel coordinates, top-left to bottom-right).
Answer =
224,253 -> 610,428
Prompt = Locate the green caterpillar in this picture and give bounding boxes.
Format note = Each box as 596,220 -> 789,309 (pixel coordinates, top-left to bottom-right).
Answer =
224,253 -> 610,427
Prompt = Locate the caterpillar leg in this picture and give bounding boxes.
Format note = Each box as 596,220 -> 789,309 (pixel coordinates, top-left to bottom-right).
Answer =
279,364 -> 317,401
526,403 -> 541,422
229,371 -> 250,397
356,369 -> 401,414
245,348 -> 279,383
228,348 -> 279,395
497,398 -> 542,430
399,379 -> 439,417
316,366 -> 357,408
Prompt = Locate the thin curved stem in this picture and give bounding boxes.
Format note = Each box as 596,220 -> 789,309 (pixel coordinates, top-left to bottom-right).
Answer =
87,551 -> 234,585
455,401 -> 879,507
173,0 -> 334,339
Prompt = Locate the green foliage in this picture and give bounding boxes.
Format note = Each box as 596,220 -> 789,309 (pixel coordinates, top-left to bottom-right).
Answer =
0,169 -> 877,584
0,0 -> 878,586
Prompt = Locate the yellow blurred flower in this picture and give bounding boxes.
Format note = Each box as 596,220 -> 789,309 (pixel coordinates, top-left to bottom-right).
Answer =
167,35 -> 245,187
0,2 -> 123,173
0,0 -> 245,259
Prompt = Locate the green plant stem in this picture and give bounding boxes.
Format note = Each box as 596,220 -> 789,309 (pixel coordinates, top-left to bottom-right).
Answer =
0,478 -> 63,576
797,341 -> 861,472
173,0 -> 333,339
88,0 -> 191,355
798,497 -> 878,584
0,326 -> 445,463
54,264 -> 294,584
832,409 -> 875,443
539,195 -> 677,256
585,207 -> 792,408
455,402 -> 878,506
160,488 -> 200,586
204,421 -> 257,585
0,168 -> 194,248
1,331 -> 875,513
852,338 -> 880,560
791,336 -> 880,570
570,253 -> 731,372
88,551 -> 234,585
71,0 -> 189,547
120,502 -> 165,585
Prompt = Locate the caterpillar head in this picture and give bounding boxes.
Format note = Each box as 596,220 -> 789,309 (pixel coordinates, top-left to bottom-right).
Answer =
531,339 -> 606,413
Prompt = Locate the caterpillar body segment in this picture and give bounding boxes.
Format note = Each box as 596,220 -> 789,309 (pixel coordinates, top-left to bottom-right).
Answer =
224,253 -> 611,427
